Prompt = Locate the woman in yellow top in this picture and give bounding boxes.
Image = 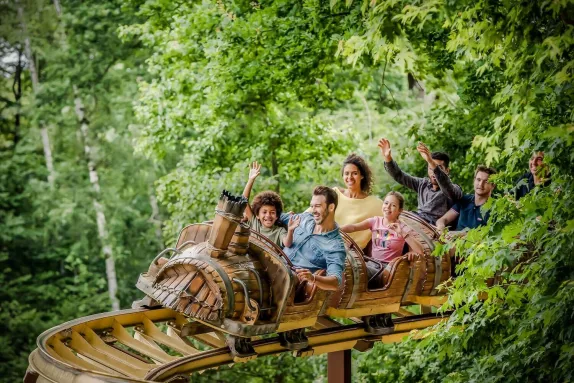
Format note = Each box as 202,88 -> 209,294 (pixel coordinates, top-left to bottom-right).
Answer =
334,154 -> 383,250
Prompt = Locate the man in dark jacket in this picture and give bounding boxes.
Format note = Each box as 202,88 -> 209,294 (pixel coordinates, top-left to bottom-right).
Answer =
378,138 -> 463,225
515,151 -> 551,200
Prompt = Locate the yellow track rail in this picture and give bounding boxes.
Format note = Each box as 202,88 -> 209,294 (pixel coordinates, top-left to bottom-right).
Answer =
25,307 -> 449,383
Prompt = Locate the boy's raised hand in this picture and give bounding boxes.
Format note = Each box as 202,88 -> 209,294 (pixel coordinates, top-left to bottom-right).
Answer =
288,214 -> 301,232
248,161 -> 261,180
378,138 -> 392,162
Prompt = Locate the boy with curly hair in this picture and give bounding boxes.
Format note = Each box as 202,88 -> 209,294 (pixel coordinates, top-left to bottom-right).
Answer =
242,162 -> 299,247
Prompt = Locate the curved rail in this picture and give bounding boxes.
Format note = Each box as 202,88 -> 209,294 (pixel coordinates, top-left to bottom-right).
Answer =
24,307 -> 450,382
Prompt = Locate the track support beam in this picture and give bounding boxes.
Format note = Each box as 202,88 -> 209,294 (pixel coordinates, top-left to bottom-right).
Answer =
328,350 -> 351,383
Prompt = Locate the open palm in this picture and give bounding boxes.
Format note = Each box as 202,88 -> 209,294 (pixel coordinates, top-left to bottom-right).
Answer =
378,138 -> 392,160
248,161 -> 261,180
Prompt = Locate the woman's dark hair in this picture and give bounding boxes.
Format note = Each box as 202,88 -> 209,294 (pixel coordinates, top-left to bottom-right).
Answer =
341,153 -> 374,195
385,191 -> 405,209
252,191 -> 284,224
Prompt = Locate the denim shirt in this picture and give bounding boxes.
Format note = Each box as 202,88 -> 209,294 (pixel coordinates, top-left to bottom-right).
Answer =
279,212 -> 346,286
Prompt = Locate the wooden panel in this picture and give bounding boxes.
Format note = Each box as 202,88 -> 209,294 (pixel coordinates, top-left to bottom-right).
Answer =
50,338 -> 112,374
176,224 -> 212,249
81,327 -> 151,370
68,331 -> 148,378
141,317 -> 199,356
247,241 -> 295,323
111,320 -> 176,364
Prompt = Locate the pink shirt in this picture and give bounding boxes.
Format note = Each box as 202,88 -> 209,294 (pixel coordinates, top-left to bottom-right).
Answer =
367,217 -> 410,263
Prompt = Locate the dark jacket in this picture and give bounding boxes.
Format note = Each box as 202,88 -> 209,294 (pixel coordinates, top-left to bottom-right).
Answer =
514,172 -> 551,200
384,160 -> 463,225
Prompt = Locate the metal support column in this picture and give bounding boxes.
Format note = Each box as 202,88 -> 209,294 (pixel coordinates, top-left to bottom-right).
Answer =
327,350 -> 351,383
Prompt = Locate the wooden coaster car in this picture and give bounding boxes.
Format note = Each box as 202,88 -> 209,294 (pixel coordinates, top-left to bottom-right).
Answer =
135,193 -> 451,358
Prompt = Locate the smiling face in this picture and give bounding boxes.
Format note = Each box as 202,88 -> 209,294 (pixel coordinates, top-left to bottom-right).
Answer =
529,152 -> 545,175
382,195 -> 402,222
310,194 -> 333,225
474,171 -> 495,198
257,205 -> 278,228
343,164 -> 364,192
427,159 -> 449,186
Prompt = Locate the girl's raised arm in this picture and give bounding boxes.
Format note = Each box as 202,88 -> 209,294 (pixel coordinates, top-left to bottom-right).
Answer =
340,219 -> 371,233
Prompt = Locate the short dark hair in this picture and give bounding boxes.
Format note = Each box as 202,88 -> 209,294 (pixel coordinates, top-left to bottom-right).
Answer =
385,191 -> 405,209
252,191 -> 283,220
475,165 -> 497,177
313,186 -> 338,210
431,152 -> 450,168
342,153 -> 374,194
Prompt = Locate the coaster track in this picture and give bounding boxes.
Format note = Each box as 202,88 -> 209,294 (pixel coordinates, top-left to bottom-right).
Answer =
25,307 -> 449,383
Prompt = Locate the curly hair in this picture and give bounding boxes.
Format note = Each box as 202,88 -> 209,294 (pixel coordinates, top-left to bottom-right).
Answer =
251,191 -> 284,223
342,153 -> 374,195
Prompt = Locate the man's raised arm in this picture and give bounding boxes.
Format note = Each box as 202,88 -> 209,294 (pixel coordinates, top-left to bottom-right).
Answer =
433,166 -> 463,202
417,142 -> 463,202
378,138 -> 423,191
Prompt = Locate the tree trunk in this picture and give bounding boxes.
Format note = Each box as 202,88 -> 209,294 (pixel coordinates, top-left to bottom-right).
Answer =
271,144 -> 279,193
74,93 -> 120,311
53,0 -> 62,16
148,185 -> 164,246
12,50 -> 22,144
16,1 -> 56,189
407,73 -> 425,99
356,91 -> 373,141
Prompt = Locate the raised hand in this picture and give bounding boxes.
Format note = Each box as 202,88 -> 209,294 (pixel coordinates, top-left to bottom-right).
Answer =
416,142 -> 433,164
378,138 -> 392,162
248,161 -> 261,180
288,214 -> 301,232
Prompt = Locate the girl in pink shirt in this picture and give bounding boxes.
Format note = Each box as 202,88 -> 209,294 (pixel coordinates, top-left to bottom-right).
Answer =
341,191 -> 422,264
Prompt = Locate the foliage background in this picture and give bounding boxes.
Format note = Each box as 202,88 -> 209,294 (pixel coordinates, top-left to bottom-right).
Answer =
1,0 -> 572,382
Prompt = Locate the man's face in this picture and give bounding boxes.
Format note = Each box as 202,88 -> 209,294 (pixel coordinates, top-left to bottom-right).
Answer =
474,171 -> 495,197
529,152 -> 545,175
310,195 -> 333,225
428,159 -> 449,185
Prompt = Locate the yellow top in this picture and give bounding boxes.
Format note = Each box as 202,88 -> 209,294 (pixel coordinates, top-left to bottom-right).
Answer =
333,187 -> 384,249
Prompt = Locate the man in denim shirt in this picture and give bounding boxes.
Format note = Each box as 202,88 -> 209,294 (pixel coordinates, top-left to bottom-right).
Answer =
279,186 -> 346,291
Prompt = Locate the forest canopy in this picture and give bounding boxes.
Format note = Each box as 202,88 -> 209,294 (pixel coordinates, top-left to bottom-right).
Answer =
1,0 -> 573,382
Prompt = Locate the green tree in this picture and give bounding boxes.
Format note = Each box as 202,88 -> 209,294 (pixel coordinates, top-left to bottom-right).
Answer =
334,1 -> 574,382
0,0 -> 164,379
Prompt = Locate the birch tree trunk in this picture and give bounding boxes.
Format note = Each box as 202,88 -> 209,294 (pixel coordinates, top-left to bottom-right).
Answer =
74,93 -> 120,311
52,0 -> 62,16
16,0 -> 56,189
49,0 -> 119,311
148,185 -> 164,246
356,92 -> 373,142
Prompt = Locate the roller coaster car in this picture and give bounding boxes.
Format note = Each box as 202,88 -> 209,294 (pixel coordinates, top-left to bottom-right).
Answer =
136,191 -> 450,358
